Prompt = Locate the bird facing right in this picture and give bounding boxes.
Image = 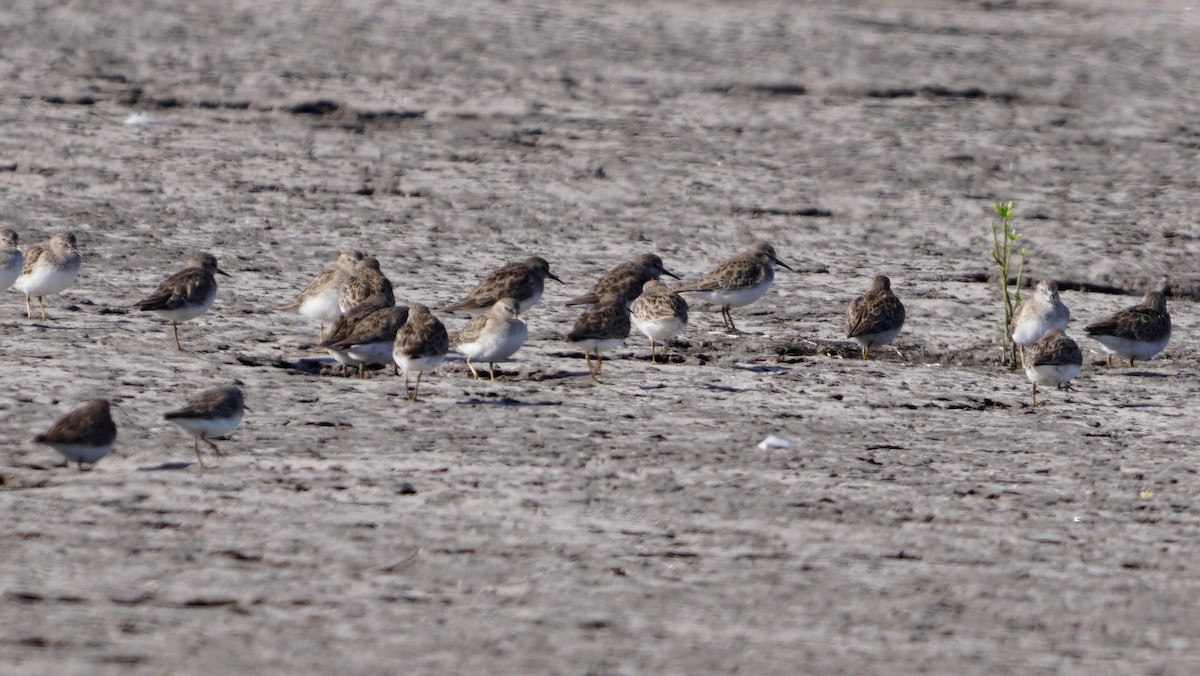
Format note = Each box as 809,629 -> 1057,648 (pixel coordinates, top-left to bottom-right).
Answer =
442,256 -> 562,315
34,399 -> 117,470
566,253 -> 679,307
1084,291 -> 1171,367
135,252 -> 230,350
164,385 -> 245,469
1011,280 -> 1070,347
15,231 -> 82,321
674,242 -> 791,333
1023,328 -> 1082,407
844,275 -> 906,360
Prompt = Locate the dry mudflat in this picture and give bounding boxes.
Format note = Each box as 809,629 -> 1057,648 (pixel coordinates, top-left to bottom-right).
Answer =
2,0 -> 1200,673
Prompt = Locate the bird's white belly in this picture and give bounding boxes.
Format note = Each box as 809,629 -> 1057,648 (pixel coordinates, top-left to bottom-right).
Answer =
299,288 -> 343,324
684,280 -> 770,309
0,252 -> 22,290
853,326 -> 902,349
1091,334 -> 1169,361
327,347 -> 361,367
1025,363 -> 1081,388
48,442 -> 114,464
570,337 -> 625,354
348,341 -> 395,366
153,288 -> 216,322
395,353 -> 446,374
1012,315 -> 1067,346
457,323 -> 528,362
16,260 -> 80,296
169,413 -> 243,439
633,315 -> 685,342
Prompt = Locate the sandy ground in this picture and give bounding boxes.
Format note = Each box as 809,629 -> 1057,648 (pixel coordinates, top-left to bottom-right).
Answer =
2,0 -> 1200,672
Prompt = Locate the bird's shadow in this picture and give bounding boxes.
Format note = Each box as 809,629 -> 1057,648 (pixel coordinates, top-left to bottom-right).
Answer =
137,462 -> 193,472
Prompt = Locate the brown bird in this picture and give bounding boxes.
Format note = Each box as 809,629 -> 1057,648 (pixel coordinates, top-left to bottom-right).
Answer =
566,293 -> 631,383
1023,328 -> 1082,407
164,385 -> 245,468
442,257 -> 562,314
452,297 -> 528,380
136,253 -> 229,350
14,231 -> 82,321
1085,291 -> 1171,367
279,249 -> 364,340
630,279 -> 688,364
844,275 -> 906,360
393,303 -> 449,401
565,253 -> 679,306
322,302 -> 410,378
34,399 -> 117,470
675,242 -> 792,333
339,256 -> 395,314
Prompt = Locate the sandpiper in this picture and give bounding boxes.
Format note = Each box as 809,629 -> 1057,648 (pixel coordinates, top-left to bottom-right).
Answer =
164,385 -> 245,469
136,252 -> 229,350
0,229 -> 22,293
1084,291 -> 1171,367
14,231 -> 81,321
452,297 -> 528,380
1023,328 -> 1082,407
340,256 -> 395,314
1011,280 -> 1070,348
34,399 -> 117,470
845,275 -> 906,360
566,293 -> 630,383
443,256 -> 562,315
630,279 -> 688,363
674,242 -> 791,333
280,249 -> 364,340
393,303 -> 449,401
566,253 -> 678,306
322,302 -> 410,378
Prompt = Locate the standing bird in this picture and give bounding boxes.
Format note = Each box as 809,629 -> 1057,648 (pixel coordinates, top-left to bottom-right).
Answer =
1011,280 -> 1070,347
630,279 -> 688,364
280,249 -> 364,340
844,275 -> 906,360
442,256 -> 562,315
339,256 -> 394,314
0,229 -> 23,293
453,297 -> 528,381
1085,291 -> 1172,367
565,253 -> 679,306
321,301 -> 410,378
674,242 -> 792,333
566,293 -> 631,383
1023,328 -> 1083,407
14,231 -> 82,321
136,252 -> 229,350
164,385 -> 245,469
393,304 -> 449,401
34,399 -> 117,470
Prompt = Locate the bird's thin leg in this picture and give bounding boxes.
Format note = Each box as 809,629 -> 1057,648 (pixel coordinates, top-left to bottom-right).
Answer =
25,295 -> 33,319
358,363 -> 366,379
594,349 -> 603,374
412,372 -> 423,402
488,362 -> 496,381
38,297 -> 48,321
1105,354 -> 1113,368
466,357 -> 480,380
202,436 -> 222,458
650,339 -> 658,364
193,438 -> 208,469
404,372 -> 411,400
318,324 -> 325,342
1031,383 -> 1039,408
173,323 -> 182,351
584,351 -> 593,377
861,345 -> 870,360
1129,358 -> 1136,368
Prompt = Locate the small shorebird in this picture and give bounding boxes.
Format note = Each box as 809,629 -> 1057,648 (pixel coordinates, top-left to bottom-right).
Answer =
674,242 -> 791,333
443,256 -> 562,314
844,275 -> 906,360
340,256 -> 395,314
14,231 -> 82,321
164,385 -> 245,469
630,279 -> 688,363
452,297 -> 528,380
393,303 -> 449,401
0,229 -> 23,293
1023,328 -> 1082,407
566,293 -> 630,383
34,399 -> 117,470
136,252 -> 229,350
565,253 -> 678,306
322,301 -> 410,378
280,249 -> 364,340
1011,280 -> 1070,348
1085,291 -> 1171,367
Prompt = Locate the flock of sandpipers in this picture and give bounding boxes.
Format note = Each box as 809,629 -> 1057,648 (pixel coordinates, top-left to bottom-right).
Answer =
1,228 -> 1175,470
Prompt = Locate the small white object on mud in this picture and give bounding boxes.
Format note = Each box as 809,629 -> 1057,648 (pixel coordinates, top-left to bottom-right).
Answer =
757,434 -> 790,450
